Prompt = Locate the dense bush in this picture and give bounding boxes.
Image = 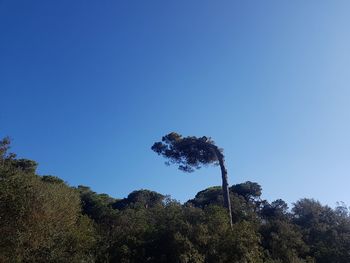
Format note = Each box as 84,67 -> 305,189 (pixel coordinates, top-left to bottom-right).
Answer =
1,138 -> 349,262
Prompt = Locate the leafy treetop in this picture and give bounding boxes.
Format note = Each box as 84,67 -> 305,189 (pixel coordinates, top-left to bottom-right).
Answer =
151,132 -> 223,172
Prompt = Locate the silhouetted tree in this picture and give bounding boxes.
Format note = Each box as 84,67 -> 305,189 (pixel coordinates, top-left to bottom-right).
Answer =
152,132 -> 233,227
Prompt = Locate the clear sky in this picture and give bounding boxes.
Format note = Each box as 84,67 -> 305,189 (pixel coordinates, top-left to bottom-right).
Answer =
1,1 -> 349,207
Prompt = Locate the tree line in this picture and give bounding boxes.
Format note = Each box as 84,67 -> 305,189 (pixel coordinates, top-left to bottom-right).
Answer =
1,137 -> 349,262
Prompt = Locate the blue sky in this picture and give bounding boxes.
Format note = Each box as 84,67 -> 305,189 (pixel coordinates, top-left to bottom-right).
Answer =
1,1 -> 349,207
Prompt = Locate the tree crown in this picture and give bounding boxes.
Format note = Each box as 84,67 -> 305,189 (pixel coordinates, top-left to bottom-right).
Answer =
151,132 -> 223,172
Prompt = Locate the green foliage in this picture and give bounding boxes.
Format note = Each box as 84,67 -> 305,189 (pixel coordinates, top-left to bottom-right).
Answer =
151,132 -> 221,172
41,175 -> 65,184
202,206 -> 262,263
0,171 -> 96,262
292,199 -> 350,263
186,186 -> 223,208
231,181 -> 262,201
1,138 -> 350,262
152,132 -> 233,227
113,189 -> 165,210
0,140 -> 95,262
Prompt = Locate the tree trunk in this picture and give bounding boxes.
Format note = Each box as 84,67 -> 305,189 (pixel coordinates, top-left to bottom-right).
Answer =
215,149 -> 233,229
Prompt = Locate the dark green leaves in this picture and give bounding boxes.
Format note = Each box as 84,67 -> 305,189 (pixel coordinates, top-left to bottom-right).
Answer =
152,132 -> 220,172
